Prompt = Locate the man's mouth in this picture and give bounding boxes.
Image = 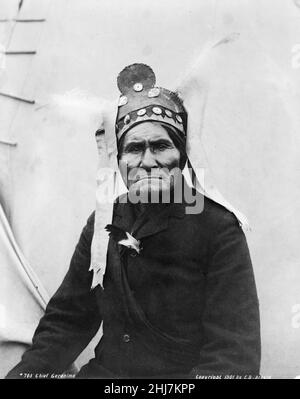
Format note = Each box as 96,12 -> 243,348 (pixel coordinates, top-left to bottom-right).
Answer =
137,176 -> 163,182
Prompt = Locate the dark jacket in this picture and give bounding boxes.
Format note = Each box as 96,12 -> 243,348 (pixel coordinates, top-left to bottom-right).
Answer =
7,183 -> 261,379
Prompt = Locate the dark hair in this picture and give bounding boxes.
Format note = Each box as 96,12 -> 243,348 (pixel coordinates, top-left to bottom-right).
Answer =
163,125 -> 187,169
117,122 -> 187,169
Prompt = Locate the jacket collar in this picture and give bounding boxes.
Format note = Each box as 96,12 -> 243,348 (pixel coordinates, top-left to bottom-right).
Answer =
111,177 -> 193,240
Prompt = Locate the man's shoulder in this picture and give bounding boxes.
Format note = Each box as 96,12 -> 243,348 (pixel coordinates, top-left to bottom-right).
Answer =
203,195 -> 233,218
201,195 -> 242,231
86,210 -> 96,226
83,210 -> 96,239
182,181 -> 241,229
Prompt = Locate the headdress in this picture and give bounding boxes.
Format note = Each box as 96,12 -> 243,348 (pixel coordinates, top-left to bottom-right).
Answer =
115,63 -> 187,140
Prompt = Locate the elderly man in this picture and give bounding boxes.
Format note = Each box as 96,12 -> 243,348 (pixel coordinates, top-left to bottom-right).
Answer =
7,64 -> 260,379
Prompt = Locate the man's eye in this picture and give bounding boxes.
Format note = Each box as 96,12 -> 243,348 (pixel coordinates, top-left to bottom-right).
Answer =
132,146 -> 143,152
126,145 -> 142,153
154,144 -> 169,151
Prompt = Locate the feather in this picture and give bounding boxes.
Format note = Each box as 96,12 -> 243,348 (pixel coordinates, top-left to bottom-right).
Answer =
50,88 -> 108,130
175,33 -> 250,230
119,232 -> 141,254
105,224 -> 141,254
105,224 -> 127,241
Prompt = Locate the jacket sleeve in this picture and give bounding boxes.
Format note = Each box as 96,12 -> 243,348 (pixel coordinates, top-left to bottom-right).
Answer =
6,212 -> 102,378
190,211 -> 261,378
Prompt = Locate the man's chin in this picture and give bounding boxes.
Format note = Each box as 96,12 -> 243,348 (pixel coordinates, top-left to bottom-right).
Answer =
128,180 -> 173,203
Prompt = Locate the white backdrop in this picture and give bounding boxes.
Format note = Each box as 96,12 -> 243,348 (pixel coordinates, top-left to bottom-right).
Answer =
0,0 -> 300,378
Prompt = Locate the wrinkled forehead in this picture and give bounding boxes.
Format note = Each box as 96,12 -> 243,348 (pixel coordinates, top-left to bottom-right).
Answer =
121,122 -> 173,144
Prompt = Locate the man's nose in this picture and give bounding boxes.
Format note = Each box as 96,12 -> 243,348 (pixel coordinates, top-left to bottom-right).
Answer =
140,147 -> 158,169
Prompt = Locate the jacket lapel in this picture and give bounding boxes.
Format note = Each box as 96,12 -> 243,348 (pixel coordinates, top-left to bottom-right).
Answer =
110,176 -> 197,241
132,203 -> 184,240
111,198 -> 185,241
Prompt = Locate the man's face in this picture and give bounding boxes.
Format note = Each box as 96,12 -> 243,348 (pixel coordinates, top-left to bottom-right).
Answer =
118,122 -> 181,202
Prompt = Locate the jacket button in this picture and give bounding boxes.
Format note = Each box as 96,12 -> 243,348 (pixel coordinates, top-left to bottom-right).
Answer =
123,334 -> 130,343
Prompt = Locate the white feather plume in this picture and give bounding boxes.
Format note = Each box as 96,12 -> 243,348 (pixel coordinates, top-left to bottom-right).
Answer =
176,33 -> 250,230
50,88 -> 108,129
